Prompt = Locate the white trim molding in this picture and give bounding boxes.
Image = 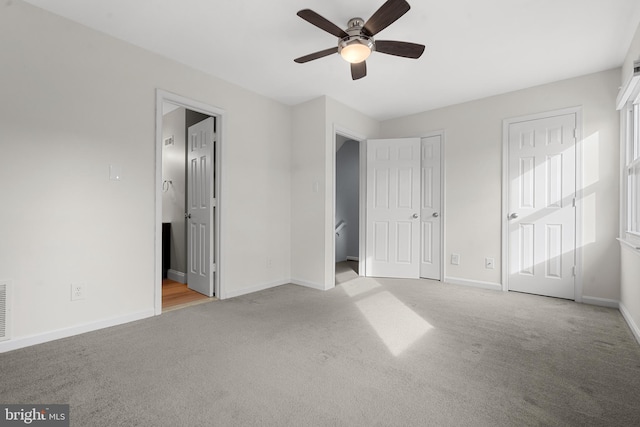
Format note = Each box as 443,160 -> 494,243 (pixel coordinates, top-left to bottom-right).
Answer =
291,278 -> 326,291
0,309 -> 155,354
167,270 -> 186,284
582,296 -> 620,309
616,60 -> 640,110
223,279 -> 290,299
618,237 -> 640,255
444,277 -> 502,292
620,302 -> 640,345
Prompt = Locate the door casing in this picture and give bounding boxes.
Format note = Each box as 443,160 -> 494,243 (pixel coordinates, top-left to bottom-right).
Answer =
501,107 -> 584,301
155,90 -> 225,314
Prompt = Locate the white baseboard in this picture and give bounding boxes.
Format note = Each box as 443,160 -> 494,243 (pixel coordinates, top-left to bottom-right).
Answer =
620,302 -> 640,345
444,276 -> 502,291
167,269 -> 186,283
291,278 -> 326,291
222,279 -> 289,299
0,309 -> 155,354
582,296 -> 620,308
346,256 -> 360,262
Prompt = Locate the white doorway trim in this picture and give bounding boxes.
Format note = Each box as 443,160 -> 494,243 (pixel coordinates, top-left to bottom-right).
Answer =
501,106 -> 583,301
154,89 -> 226,315
421,130 -> 446,282
331,125 -> 367,288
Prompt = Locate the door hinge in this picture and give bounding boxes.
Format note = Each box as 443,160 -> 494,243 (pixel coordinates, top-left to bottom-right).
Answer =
211,263 -> 217,272
212,198 -> 217,207
573,128 -> 578,139
572,197 -> 576,208
572,266 -> 576,277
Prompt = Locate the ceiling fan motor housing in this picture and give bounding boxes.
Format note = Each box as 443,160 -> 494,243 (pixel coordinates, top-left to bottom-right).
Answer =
338,17 -> 376,61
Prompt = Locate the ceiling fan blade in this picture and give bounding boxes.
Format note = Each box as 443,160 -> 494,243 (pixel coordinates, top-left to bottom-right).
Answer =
297,9 -> 349,39
363,0 -> 411,37
375,40 -> 425,58
294,47 -> 339,64
351,61 -> 367,80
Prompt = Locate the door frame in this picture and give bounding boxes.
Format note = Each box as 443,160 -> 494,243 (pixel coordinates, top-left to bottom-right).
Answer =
501,106 -> 583,301
421,130 -> 446,282
331,125 -> 367,287
154,89 -> 225,314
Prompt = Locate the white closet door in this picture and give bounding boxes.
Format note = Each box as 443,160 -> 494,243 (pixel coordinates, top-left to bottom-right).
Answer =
366,138 -> 421,278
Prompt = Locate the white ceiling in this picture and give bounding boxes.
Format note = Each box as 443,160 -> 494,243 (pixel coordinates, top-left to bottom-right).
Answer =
23,0 -> 640,120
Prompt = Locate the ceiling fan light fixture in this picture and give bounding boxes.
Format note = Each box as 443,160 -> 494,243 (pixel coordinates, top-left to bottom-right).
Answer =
294,1 -> 425,79
339,37 -> 374,64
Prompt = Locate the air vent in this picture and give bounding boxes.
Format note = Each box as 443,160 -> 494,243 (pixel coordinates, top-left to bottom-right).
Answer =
0,281 -> 11,342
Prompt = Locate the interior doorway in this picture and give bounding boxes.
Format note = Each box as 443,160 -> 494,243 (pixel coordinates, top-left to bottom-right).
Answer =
332,130 -> 445,286
155,90 -> 224,315
335,135 -> 360,282
334,130 -> 366,286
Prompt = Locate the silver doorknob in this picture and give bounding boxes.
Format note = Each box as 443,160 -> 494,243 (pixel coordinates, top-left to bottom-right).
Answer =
432,212 -> 439,218
509,213 -> 518,219
412,213 -> 419,219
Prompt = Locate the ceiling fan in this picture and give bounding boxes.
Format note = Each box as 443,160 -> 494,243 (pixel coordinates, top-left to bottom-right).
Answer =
294,0 -> 425,80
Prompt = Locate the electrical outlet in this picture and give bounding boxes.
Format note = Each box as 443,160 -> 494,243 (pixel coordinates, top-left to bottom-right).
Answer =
451,253 -> 460,265
485,257 -> 495,269
71,284 -> 84,301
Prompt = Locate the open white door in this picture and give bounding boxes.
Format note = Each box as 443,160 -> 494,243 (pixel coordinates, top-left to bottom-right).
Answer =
187,117 -> 215,297
507,113 -> 576,299
420,135 -> 442,280
365,138 -> 421,278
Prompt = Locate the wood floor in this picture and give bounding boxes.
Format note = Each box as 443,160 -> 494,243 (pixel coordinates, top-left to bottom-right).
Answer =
162,279 -> 213,312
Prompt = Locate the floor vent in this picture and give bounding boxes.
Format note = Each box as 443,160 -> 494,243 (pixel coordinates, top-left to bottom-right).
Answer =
0,281 -> 10,342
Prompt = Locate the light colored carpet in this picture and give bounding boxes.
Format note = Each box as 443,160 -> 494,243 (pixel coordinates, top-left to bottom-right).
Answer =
1,273 -> 639,426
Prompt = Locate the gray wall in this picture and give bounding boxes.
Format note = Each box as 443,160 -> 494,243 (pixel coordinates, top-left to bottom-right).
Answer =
380,69 -> 621,299
335,140 -> 359,262
0,0 -> 294,344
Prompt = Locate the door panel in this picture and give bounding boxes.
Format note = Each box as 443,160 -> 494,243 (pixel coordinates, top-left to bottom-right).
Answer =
420,136 -> 442,280
366,138 -> 421,278
508,113 -> 576,299
187,117 -> 215,297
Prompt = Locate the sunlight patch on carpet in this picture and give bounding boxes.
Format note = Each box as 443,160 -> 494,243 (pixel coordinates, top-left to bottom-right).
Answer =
340,277 -> 382,297
355,291 -> 433,356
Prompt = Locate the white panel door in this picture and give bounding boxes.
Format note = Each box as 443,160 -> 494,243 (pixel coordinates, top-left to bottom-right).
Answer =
508,113 -> 576,299
187,117 -> 215,297
420,136 -> 442,280
366,138 -> 421,278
